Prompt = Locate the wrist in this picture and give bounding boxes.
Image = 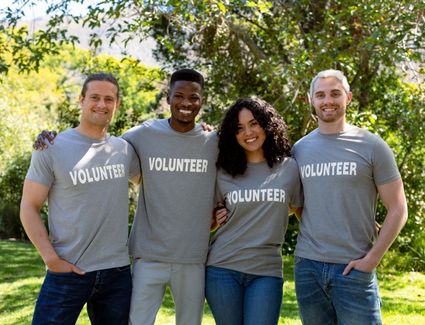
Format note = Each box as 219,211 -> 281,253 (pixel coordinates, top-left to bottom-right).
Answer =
43,252 -> 60,267
364,252 -> 381,269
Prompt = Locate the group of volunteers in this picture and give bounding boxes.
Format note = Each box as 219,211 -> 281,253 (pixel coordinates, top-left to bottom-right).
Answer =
20,67 -> 407,325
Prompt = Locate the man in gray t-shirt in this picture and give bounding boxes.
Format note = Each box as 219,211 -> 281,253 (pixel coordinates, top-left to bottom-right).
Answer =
124,69 -> 218,325
20,73 -> 140,325
292,69 -> 407,325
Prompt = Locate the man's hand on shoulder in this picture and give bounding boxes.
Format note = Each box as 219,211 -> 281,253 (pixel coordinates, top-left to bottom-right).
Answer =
33,130 -> 57,150
201,122 -> 215,132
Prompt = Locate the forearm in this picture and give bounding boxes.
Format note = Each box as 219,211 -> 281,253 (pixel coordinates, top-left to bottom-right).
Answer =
365,206 -> 407,267
20,206 -> 58,265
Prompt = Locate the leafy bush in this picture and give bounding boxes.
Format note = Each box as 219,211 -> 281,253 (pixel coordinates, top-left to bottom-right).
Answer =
0,154 -> 31,239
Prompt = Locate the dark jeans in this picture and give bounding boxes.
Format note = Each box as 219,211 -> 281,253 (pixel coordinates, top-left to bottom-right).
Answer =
32,265 -> 132,325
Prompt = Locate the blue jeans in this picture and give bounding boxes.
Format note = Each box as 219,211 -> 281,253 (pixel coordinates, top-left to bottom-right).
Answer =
205,266 -> 283,325
294,257 -> 382,325
32,265 -> 132,325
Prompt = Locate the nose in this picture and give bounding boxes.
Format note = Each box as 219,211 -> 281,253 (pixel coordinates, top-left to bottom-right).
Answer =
181,97 -> 191,107
322,95 -> 334,105
245,125 -> 253,135
97,99 -> 107,108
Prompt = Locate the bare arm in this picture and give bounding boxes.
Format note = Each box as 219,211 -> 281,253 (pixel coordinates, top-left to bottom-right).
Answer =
20,180 -> 84,274
343,178 -> 407,275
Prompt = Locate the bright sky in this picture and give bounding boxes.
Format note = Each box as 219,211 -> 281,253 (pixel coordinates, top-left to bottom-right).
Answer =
0,1 -> 159,66
0,1 -> 92,20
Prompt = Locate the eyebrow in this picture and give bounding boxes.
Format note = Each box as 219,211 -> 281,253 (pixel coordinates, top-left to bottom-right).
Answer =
315,89 -> 343,94
238,118 -> 257,125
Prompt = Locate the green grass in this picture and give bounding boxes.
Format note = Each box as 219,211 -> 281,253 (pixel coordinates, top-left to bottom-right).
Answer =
1,240 -> 424,324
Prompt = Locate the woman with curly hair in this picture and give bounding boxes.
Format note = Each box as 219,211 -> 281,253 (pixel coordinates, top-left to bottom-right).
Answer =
205,97 -> 303,325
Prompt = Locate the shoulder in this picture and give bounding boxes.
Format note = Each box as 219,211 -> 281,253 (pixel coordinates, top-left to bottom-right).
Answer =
292,129 -> 318,153
202,128 -> 219,143
122,119 -> 162,139
35,129 -> 73,156
108,135 -> 130,147
276,156 -> 299,172
347,126 -> 388,150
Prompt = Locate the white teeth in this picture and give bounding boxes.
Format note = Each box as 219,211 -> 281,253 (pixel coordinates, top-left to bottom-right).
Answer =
180,109 -> 191,114
246,138 -> 256,143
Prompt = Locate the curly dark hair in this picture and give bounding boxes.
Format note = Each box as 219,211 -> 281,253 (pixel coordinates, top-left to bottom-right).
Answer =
217,97 -> 291,177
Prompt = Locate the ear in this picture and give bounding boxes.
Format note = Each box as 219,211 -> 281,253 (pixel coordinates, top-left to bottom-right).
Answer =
346,91 -> 353,105
166,93 -> 170,105
79,95 -> 84,107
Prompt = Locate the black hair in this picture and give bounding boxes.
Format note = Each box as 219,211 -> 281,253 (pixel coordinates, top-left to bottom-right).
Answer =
170,68 -> 204,90
81,73 -> 120,98
217,98 -> 291,177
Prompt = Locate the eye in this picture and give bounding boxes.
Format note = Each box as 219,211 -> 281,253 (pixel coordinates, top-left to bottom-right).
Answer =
315,93 -> 325,99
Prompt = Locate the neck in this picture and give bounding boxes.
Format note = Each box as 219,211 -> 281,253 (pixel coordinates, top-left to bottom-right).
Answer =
169,118 -> 195,133
246,151 -> 266,163
318,119 -> 348,134
75,123 -> 108,140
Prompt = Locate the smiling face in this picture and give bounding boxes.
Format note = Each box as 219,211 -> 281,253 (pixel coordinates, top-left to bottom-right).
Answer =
312,77 -> 352,129
167,80 -> 203,132
235,108 -> 266,162
79,80 -> 120,129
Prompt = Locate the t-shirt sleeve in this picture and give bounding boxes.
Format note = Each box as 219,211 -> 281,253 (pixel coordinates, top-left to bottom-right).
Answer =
26,150 -> 54,187
214,179 -> 224,206
372,136 -> 401,186
128,144 -> 141,179
289,159 -> 304,207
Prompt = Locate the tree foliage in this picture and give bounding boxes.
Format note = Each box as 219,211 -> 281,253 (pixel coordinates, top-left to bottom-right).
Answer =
1,0 -> 424,268
0,45 -> 164,239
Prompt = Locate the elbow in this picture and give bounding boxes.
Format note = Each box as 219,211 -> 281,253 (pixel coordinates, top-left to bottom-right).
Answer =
401,205 -> 408,227
19,200 -> 29,224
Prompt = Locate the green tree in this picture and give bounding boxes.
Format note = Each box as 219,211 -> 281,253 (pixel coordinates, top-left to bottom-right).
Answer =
0,45 -> 164,239
1,0 -> 424,269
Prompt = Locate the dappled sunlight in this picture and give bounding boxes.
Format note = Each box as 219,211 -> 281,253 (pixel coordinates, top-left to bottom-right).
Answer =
1,241 -> 424,324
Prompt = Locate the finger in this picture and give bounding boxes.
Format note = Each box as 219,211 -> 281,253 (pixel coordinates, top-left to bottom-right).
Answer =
47,131 -> 56,143
216,213 -> 227,223
34,135 -> 46,150
217,214 -> 227,223
343,262 -> 354,276
71,264 -> 85,275
41,130 -> 53,143
33,141 -> 46,150
215,209 -> 227,219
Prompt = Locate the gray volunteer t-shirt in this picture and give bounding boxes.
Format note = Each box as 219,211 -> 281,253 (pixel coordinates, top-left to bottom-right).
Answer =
26,128 -> 140,272
123,119 -> 218,264
292,125 -> 400,263
207,158 -> 303,278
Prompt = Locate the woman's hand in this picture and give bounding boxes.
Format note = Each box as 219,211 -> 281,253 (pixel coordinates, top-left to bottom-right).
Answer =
211,202 -> 228,231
